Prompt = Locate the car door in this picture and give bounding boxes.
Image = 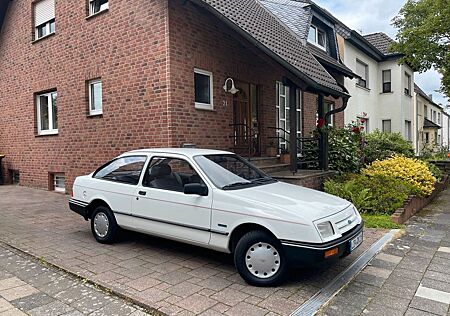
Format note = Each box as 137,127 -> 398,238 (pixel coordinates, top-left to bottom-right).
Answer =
89,155 -> 148,229
131,155 -> 213,245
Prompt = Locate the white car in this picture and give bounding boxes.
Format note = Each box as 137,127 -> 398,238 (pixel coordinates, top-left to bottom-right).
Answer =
69,148 -> 363,286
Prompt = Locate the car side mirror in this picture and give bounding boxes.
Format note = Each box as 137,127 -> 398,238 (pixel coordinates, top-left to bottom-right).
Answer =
184,183 -> 208,196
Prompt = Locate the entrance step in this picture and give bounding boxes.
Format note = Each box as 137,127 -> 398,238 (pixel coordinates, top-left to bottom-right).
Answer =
258,163 -> 291,174
247,156 -> 281,167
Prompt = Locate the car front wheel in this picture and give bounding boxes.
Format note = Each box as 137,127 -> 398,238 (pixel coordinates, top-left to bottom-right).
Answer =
234,230 -> 287,286
91,206 -> 118,244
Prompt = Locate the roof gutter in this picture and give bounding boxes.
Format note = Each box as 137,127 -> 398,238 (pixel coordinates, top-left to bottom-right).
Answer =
188,0 -> 349,99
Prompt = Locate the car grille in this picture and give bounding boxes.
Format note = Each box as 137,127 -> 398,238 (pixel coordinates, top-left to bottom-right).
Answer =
334,207 -> 358,234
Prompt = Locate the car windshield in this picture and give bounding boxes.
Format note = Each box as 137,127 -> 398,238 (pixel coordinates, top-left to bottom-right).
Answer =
194,154 -> 275,190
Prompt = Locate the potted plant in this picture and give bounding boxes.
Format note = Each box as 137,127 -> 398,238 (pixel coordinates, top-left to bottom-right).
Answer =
266,141 -> 277,157
280,149 -> 290,164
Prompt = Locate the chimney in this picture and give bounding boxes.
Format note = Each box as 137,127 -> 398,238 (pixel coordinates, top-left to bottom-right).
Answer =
428,94 -> 433,100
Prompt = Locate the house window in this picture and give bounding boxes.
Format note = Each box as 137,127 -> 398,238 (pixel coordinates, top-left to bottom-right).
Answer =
53,174 -> 65,193
358,117 -> 369,133
34,0 -> 55,40
194,69 -> 213,110
308,25 -> 327,49
433,110 -> 437,123
382,70 -> 392,93
425,132 -> 429,143
276,82 -> 302,152
89,0 -> 109,16
404,72 -> 411,96
424,105 -> 428,118
405,120 -> 412,141
324,101 -> 334,126
89,79 -> 103,115
356,60 -> 369,88
36,91 -> 58,135
438,112 -> 441,124
9,170 -> 20,185
382,120 -> 391,133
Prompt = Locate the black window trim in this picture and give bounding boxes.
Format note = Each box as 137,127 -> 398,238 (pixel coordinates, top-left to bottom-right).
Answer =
92,155 -> 148,186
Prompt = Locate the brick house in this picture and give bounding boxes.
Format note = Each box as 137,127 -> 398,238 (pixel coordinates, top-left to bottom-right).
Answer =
0,0 -> 353,192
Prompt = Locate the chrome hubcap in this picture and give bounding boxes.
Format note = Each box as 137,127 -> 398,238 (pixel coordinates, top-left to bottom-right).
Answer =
245,242 -> 280,279
94,212 -> 109,238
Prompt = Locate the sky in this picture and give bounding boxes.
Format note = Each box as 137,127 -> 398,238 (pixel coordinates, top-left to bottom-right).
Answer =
314,0 -> 448,107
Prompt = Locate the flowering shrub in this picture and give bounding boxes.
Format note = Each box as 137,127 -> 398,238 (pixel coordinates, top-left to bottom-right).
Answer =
363,156 -> 436,196
363,131 -> 414,164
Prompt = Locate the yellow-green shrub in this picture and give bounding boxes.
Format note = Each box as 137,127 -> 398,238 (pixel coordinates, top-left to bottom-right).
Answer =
363,156 -> 436,196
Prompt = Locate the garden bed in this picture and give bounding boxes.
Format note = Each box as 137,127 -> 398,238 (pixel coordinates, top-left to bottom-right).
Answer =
391,175 -> 450,224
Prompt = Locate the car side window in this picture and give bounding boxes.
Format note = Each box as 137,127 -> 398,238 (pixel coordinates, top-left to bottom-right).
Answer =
93,156 -> 147,185
143,157 -> 204,192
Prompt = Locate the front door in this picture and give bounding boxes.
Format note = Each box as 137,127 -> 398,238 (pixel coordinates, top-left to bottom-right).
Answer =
232,83 -> 260,156
131,155 -> 212,245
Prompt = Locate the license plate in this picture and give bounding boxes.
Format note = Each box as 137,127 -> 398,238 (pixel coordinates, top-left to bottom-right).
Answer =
349,232 -> 363,252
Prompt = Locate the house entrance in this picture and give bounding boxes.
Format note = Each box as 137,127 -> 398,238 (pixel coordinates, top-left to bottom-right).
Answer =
232,82 -> 260,156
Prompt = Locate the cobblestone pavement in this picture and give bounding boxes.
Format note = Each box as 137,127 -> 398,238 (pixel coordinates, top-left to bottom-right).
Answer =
0,186 -> 385,315
319,187 -> 450,316
0,243 -> 153,315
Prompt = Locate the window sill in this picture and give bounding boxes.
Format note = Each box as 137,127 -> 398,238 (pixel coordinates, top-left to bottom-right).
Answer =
380,91 -> 394,94
32,32 -> 55,44
356,84 -> 370,92
404,93 -> 413,98
87,112 -> 103,118
36,131 -> 59,137
195,104 -> 215,112
86,8 -> 109,20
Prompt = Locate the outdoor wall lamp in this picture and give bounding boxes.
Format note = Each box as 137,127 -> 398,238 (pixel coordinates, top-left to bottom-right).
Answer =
223,78 -> 239,95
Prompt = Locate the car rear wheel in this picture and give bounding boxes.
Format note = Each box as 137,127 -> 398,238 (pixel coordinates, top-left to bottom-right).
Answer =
91,206 -> 118,244
234,230 -> 287,286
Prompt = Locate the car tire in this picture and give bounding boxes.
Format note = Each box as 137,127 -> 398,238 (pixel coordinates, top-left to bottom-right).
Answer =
91,206 -> 118,244
234,230 -> 287,286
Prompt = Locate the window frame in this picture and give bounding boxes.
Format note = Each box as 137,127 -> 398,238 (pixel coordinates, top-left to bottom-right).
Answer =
324,100 -> 334,127
88,79 -> 103,116
194,68 -> 214,110
36,91 -> 58,136
356,59 -> 369,89
382,69 -> 392,93
405,120 -> 412,141
382,119 -> 392,133
53,173 -> 65,193
93,155 -> 148,186
404,72 -> 412,96
89,0 -> 109,16
308,24 -> 327,50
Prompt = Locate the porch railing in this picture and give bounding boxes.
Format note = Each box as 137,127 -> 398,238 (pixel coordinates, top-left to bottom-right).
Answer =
229,123 -> 259,158
267,127 -> 320,169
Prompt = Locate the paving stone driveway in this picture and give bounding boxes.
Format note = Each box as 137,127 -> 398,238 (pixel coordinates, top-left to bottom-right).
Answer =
0,243 -> 151,316
319,187 -> 450,316
0,186 -> 384,315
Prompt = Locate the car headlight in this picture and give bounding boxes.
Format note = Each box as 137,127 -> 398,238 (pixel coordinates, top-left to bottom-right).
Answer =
317,221 -> 334,239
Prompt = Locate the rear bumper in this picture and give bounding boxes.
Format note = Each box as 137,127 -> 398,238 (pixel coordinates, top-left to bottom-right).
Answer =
281,221 -> 364,266
69,198 -> 89,220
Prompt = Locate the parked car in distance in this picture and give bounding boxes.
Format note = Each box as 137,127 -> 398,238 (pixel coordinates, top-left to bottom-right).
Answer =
69,148 -> 363,286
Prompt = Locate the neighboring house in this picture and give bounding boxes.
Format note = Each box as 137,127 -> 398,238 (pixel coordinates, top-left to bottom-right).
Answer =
414,84 -> 444,153
442,112 -> 449,149
336,31 -> 415,140
0,0 -> 352,191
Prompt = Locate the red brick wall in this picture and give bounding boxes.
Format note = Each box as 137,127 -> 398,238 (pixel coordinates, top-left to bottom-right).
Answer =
0,0 -> 171,189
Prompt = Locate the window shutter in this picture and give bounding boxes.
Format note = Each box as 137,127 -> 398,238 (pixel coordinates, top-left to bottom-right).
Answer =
35,0 -> 55,27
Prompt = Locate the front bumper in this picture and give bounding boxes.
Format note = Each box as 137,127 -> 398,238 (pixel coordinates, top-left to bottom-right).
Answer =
69,198 -> 89,220
280,221 -> 364,266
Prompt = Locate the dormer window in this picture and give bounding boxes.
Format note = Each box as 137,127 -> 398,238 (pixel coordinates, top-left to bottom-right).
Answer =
308,25 -> 326,50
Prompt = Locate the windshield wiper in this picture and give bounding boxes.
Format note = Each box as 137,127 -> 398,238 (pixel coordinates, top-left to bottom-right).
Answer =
222,181 -> 252,190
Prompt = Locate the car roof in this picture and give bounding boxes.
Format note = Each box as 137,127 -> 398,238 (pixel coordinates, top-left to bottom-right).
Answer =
124,148 -> 233,158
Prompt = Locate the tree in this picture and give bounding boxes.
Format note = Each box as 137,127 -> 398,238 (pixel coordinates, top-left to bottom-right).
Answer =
391,0 -> 450,101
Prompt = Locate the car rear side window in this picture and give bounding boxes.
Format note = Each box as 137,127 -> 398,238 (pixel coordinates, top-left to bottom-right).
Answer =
93,156 -> 147,185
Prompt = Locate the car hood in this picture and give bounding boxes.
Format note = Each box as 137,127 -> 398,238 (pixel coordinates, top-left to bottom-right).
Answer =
228,181 -> 352,222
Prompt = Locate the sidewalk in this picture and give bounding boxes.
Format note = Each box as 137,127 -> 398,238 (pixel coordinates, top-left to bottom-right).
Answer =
0,243 -> 152,316
319,188 -> 450,316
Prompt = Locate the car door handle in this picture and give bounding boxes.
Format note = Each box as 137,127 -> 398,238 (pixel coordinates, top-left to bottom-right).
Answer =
138,191 -> 147,196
